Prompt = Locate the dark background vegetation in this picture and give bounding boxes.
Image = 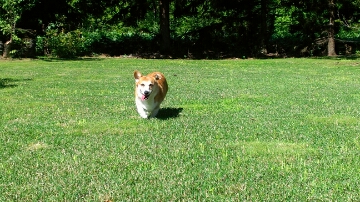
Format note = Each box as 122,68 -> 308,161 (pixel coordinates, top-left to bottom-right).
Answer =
1,0 -> 360,59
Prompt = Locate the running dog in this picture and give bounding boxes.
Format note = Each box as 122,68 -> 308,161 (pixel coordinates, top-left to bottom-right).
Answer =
134,70 -> 168,118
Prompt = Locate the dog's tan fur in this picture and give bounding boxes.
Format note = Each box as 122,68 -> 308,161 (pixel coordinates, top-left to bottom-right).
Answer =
134,70 -> 168,118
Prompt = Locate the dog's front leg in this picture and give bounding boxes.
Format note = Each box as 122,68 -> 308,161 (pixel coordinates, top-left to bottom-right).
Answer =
150,105 -> 160,118
136,103 -> 150,118
138,108 -> 151,118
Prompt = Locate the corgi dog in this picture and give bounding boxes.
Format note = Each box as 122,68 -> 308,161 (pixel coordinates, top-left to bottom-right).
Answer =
134,70 -> 168,118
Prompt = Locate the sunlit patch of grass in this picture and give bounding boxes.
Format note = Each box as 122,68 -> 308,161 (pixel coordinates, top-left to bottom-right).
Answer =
227,141 -> 313,156
307,114 -> 358,125
27,142 -> 49,151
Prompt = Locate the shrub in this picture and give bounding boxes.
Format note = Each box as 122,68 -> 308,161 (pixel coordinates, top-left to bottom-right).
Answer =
36,28 -> 157,58
41,28 -> 87,58
85,30 -> 157,56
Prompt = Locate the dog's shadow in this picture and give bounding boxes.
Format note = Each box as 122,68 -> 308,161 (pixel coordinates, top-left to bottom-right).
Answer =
156,107 -> 183,120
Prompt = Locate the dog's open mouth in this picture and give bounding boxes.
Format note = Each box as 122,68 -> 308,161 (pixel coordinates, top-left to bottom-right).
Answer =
141,94 -> 150,100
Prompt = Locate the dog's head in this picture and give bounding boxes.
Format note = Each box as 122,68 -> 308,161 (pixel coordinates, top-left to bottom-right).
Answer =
134,70 -> 160,100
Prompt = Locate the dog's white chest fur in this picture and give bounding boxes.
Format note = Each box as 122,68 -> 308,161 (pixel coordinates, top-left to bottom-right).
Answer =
135,96 -> 160,118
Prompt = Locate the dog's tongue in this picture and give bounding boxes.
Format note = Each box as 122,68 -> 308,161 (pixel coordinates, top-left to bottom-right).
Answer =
141,95 -> 146,100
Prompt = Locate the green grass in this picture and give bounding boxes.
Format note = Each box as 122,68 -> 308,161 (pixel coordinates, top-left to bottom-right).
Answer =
1,58 -> 360,201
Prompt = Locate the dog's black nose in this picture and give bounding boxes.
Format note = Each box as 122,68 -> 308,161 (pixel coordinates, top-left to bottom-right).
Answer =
144,91 -> 150,95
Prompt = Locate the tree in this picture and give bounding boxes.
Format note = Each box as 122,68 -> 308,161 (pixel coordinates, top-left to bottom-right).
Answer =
260,0 -> 269,55
0,0 -> 26,57
159,0 -> 171,54
328,0 -> 337,56
2,0 -> 360,58
280,0 -> 360,56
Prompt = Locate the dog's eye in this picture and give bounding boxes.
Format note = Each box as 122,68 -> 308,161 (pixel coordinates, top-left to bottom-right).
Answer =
141,84 -> 145,86
149,84 -> 154,87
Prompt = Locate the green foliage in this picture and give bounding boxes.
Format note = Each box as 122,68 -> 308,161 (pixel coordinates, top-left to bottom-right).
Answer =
336,24 -> 360,40
41,28 -> 86,58
83,30 -> 156,56
0,0 -> 35,36
3,0 -> 360,58
35,26 -> 158,57
35,35 -> 45,56
8,36 -> 28,57
0,0 -> 21,34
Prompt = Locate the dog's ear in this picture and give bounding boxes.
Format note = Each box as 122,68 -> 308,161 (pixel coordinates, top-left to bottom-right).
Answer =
134,71 -> 142,82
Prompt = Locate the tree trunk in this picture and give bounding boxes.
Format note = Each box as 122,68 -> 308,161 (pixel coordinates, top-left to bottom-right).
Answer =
159,0 -> 171,55
260,0 -> 268,55
3,40 -> 13,58
0,41 -> 3,57
327,0 -> 337,56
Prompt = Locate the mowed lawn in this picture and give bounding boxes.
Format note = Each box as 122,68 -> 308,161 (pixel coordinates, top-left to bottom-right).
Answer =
1,58 -> 360,201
